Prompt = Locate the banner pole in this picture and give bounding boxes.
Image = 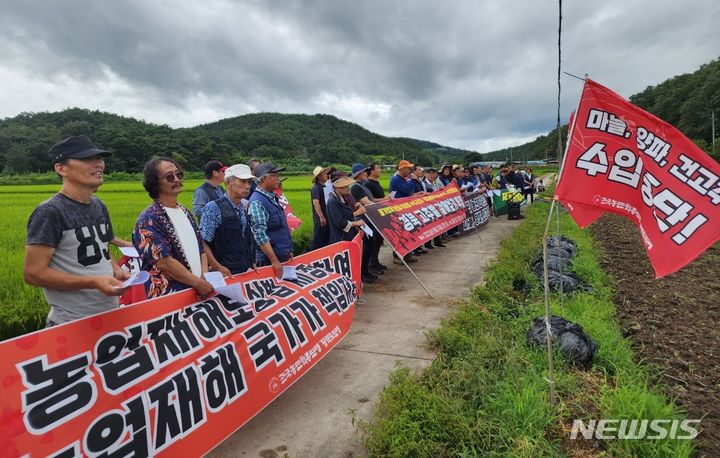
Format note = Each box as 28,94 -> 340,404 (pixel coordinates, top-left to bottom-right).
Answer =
543,200 -> 558,407
465,192 -> 486,243
365,218 -> 435,299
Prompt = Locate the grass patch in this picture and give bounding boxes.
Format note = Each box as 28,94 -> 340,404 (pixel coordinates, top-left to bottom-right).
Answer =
360,201 -> 696,457
0,174 -> 392,340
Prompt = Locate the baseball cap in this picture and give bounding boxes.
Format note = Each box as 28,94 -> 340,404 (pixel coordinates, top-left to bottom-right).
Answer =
397,160 -> 414,169
203,160 -> 228,178
224,164 -> 254,180
48,135 -> 110,164
253,162 -> 286,179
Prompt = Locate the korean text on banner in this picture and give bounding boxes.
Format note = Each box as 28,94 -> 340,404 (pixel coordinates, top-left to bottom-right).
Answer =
364,183 -> 467,257
0,239 -> 361,457
458,190 -> 491,237
555,78 -> 720,277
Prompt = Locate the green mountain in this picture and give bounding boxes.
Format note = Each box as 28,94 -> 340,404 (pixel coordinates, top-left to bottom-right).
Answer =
0,109 -> 470,174
483,58 -> 720,161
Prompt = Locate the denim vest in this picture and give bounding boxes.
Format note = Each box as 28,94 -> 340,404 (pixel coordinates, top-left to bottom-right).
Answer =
209,197 -> 254,274
248,191 -> 293,263
198,181 -> 223,202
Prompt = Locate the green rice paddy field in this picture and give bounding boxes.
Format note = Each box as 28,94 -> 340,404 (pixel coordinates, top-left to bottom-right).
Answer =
0,175 -> 392,340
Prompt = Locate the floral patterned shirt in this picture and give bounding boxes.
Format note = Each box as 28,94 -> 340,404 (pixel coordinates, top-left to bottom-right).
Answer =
132,201 -> 205,298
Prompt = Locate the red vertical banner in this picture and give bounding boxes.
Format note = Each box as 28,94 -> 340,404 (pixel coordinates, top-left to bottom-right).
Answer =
0,240 -> 361,457
556,79 -> 720,277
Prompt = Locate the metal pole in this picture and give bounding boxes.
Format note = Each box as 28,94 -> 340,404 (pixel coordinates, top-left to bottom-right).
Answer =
365,217 -> 435,299
712,111 -> 716,151
543,200 -> 558,407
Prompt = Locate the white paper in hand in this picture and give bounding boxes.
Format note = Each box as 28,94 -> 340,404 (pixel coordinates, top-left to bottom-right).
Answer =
203,272 -> 248,304
119,270 -> 149,288
361,224 -> 374,237
216,283 -> 248,304
389,191 -> 397,199
203,271 -> 226,289
282,266 -> 298,281
119,246 -> 140,258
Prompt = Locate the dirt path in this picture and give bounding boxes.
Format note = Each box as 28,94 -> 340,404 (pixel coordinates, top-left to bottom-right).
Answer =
590,215 -> 720,454
208,204 -> 534,457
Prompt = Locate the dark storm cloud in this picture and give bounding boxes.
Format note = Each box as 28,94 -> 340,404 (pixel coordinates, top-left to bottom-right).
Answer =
1,0 -> 718,151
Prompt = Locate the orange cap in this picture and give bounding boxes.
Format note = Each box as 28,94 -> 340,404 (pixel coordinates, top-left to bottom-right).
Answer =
397,160 -> 414,169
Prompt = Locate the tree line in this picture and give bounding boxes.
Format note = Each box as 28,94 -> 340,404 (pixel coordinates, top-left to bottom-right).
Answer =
482,57 -> 720,162
0,110 -> 469,175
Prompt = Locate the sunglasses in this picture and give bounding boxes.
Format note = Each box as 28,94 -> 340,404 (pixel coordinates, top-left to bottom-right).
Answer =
163,171 -> 184,183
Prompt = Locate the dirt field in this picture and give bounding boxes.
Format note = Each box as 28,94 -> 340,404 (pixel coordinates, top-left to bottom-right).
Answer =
590,214 -> 720,454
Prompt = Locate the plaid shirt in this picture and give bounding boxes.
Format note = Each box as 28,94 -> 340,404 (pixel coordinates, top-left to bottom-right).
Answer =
247,188 -> 277,246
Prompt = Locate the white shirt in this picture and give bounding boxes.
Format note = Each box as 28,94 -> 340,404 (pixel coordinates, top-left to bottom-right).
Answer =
164,206 -> 202,277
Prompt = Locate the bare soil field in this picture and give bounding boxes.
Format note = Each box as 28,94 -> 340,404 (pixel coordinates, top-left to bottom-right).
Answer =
590,214 -> 720,454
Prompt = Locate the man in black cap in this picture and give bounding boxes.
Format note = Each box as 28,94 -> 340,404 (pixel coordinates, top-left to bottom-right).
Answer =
247,162 -> 293,277
192,160 -> 228,218
24,135 -> 130,326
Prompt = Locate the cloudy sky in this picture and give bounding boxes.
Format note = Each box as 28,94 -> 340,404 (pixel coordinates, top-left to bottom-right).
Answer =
1,0 -> 718,152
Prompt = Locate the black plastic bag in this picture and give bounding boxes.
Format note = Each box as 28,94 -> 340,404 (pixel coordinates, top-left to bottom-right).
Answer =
547,236 -> 577,256
527,316 -> 598,369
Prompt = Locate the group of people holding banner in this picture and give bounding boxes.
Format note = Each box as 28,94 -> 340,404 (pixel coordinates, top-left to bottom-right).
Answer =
307,159 -> 496,282
23,133 -> 510,328
24,135 -> 301,326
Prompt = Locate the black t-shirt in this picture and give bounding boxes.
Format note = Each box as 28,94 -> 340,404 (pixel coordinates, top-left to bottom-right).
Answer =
310,182 -> 327,223
364,179 -> 385,199
350,182 -> 374,203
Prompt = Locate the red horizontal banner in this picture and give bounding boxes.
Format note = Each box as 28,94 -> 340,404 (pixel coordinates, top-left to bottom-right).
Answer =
0,237 -> 362,457
365,183 -> 466,257
556,78 -> 720,277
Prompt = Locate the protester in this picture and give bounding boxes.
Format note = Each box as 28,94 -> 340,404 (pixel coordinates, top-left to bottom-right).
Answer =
494,166 -> 509,188
363,162 -> 389,273
327,174 -> 375,283
323,166 -> 337,204
524,167 -> 537,203
200,164 -> 256,276
419,168 -> 446,249
134,157 -> 214,299
24,135 -> 130,326
247,158 -> 261,195
453,165 -> 465,187
507,165 -> 525,190
349,164 -> 385,277
467,164 -> 482,190
421,167 -> 437,193
408,165 -> 428,255
410,165 -> 424,193
192,160 -> 228,218
480,165 -> 495,213
390,160 -> 423,198
482,165 -> 493,188
437,164 -> 453,187
309,165 -> 331,251
248,162 -> 293,278
364,162 -> 385,199
389,160 -> 421,263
